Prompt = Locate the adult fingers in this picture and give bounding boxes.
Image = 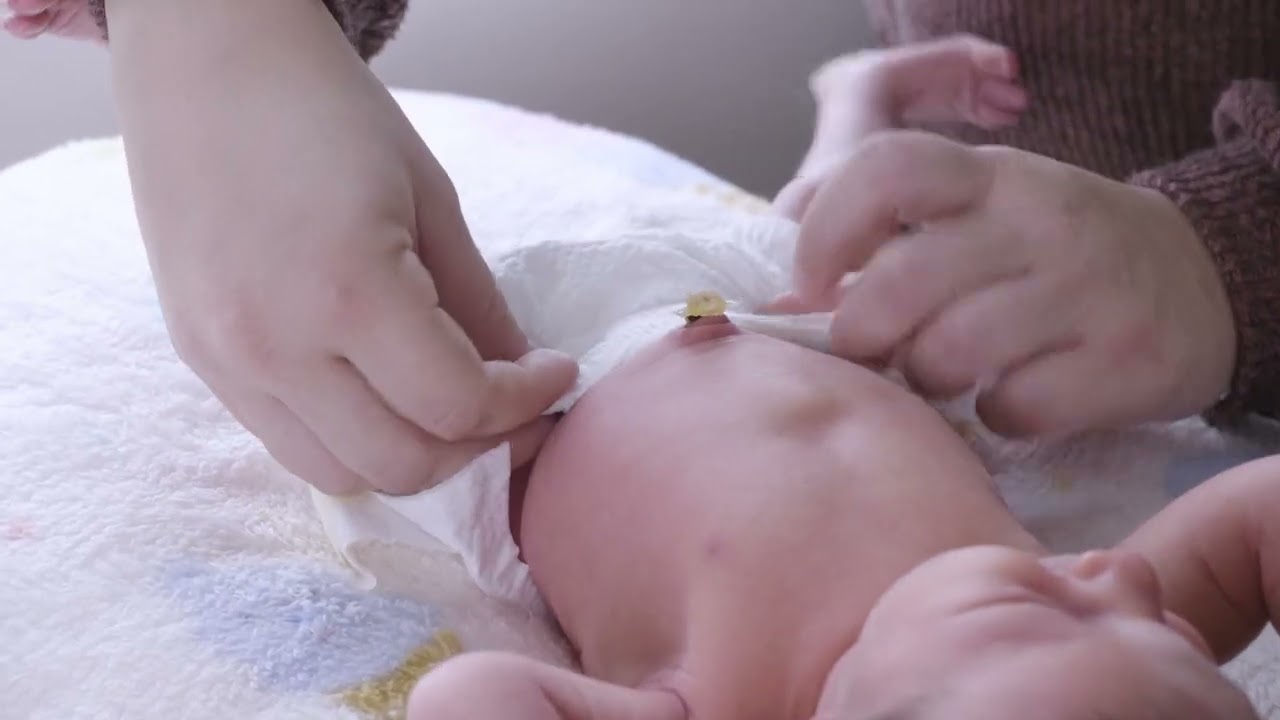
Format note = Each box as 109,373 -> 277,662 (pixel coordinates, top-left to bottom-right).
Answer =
828,222 -> 1027,363
504,415 -> 560,470
346,252 -> 577,444
211,381 -> 366,495
901,277 -> 1081,398
276,357 -> 468,494
474,349 -> 578,437
792,131 -> 996,301
762,270 -> 868,315
773,175 -> 822,223
974,349 -> 1102,437
412,166 -> 532,363
974,336 -> 1182,438
277,359 -> 560,494
759,291 -> 837,315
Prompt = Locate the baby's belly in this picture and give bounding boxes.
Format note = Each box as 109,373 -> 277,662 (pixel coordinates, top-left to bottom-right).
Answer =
520,329 -> 986,688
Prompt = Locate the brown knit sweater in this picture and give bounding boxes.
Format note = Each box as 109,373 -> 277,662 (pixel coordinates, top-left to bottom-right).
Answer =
86,0 -> 407,59
88,0 -> 1280,423
862,1 -> 1280,423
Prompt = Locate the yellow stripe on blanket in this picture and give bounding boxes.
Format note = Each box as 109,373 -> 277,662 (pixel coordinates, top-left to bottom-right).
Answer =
341,630 -> 463,719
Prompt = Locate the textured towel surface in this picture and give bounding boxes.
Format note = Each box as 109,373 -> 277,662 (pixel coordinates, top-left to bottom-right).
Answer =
0,89 -> 1276,719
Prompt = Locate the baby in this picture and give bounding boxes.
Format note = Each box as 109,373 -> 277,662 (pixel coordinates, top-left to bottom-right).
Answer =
410,309 -> 1272,719
405,40 -> 1271,720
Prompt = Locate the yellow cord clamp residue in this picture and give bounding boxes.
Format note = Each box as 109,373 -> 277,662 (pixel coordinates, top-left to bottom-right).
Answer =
679,291 -> 729,323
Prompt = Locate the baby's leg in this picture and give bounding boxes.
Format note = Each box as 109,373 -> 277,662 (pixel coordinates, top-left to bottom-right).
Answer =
409,651 -> 687,720
777,35 -> 1027,220
3,0 -> 101,40
840,35 -> 1025,127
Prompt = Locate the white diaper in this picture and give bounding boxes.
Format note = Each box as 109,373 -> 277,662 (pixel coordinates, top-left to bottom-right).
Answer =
310,208 -> 836,615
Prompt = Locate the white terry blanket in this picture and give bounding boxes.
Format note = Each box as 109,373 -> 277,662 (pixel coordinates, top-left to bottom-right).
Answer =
0,89 -> 1276,719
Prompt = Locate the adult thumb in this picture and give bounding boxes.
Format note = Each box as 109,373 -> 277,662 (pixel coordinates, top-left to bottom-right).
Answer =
791,131 -> 993,302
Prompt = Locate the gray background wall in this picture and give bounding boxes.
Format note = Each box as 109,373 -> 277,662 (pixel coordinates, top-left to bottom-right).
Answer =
0,1 -> 872,195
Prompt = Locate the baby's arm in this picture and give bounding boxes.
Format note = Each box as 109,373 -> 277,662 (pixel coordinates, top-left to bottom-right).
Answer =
1120,455 -> 1280,662
409,651 -> 687,720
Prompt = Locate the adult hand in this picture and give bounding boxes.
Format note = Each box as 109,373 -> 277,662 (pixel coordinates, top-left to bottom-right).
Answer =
774,34 -> 1027,221
773,131 -> 1236,436
108,0 -> 576,494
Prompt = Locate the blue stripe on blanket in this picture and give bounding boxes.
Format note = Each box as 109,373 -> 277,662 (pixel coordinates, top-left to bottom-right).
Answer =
164,558 -> 442,693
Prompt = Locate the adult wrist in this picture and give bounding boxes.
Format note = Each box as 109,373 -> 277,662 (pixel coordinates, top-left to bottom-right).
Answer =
104,0 -> 333,48
102,0 -> 398,61
106,0 -> 351,95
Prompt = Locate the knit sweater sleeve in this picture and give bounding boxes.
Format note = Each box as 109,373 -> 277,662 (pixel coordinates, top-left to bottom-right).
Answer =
85,0 -> 408,60
1129,80 -> 1280,423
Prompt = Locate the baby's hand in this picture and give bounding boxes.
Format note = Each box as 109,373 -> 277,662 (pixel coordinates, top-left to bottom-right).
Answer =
775,34 -> 1028,221
3,0 -> 101,41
